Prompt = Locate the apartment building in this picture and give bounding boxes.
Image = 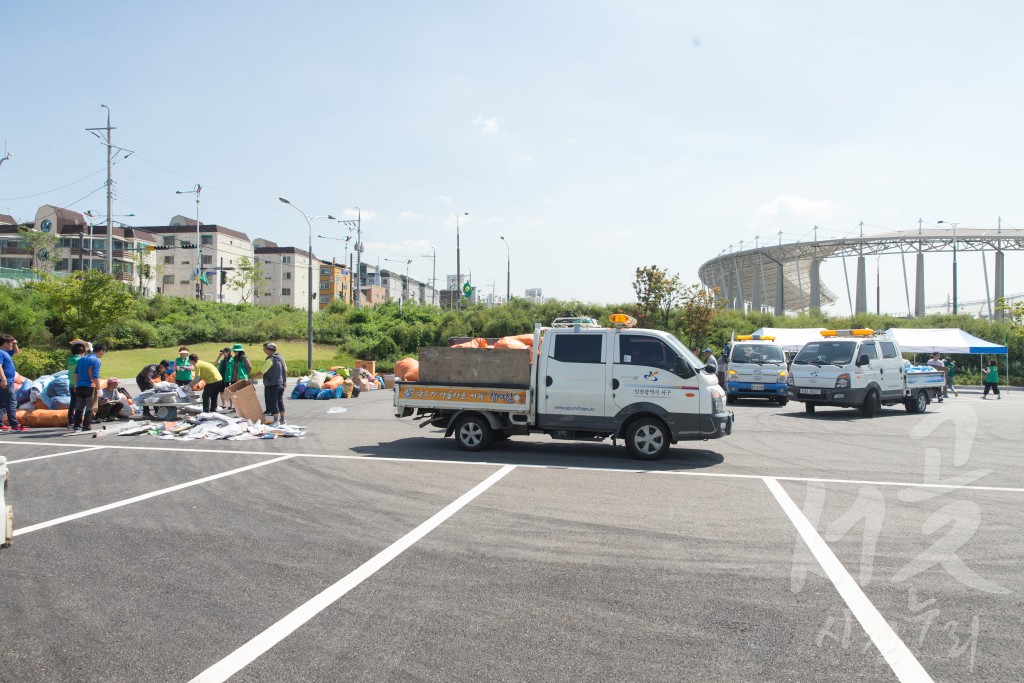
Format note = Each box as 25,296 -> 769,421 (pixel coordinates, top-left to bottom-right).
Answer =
253,239 -> 317,308
142,216 -> 254,302
318,259 -> 352,309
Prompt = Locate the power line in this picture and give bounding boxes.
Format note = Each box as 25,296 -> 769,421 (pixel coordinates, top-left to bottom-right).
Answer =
0,168 -> 106,202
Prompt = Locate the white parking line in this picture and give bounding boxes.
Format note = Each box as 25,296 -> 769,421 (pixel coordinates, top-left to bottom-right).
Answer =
6,446 -> 102,464
764,477 -> 934,683
4,438 -> 1024,495
13,454 -> 296,537
187,464 -> 517,683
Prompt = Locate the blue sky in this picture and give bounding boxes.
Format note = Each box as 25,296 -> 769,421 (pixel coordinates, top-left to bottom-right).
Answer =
3,1 -> 1024,313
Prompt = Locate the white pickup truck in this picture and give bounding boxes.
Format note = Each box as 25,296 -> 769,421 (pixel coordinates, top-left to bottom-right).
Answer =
787,329 -> 945,416
395,317 -> 734,460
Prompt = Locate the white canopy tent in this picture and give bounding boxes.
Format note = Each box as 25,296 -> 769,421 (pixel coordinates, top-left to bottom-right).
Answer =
749,327 -> 828,352
883,328 -> 1007,355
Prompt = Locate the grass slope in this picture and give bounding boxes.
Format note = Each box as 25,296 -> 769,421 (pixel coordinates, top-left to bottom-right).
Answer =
102,341 -> 349,379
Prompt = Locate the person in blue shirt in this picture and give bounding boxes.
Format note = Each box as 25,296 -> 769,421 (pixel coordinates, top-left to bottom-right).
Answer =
0,334 -> 25,431
70,342 -> 107,432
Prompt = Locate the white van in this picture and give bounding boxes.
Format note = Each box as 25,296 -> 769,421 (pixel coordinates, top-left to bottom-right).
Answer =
787,329 -> 943,416
724,335 -> 789,405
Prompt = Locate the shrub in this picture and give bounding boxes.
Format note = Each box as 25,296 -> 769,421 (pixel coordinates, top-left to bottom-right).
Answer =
12,347 -> 67,378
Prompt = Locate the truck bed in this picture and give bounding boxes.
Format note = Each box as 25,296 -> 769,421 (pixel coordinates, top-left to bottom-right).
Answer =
396,382 -> 532,414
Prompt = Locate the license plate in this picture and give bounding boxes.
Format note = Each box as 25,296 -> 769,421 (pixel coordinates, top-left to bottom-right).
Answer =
750,384 -> 764,391
801,388 -> 822,395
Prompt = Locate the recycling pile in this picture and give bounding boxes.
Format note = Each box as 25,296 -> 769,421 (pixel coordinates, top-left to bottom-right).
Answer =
117,410 -> 305,441
3,370 -> 75,427
291,366 -> 388,400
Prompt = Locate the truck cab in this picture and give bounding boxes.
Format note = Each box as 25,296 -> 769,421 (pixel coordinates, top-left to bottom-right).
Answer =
724,335 -> 789,405
786,328 -> 941,417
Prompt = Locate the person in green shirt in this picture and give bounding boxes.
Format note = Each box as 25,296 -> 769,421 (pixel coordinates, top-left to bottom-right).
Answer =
982,360 -> 1001,399
174,346 -> 194,386
943,357 -> 959,397
65,340 -> 86,428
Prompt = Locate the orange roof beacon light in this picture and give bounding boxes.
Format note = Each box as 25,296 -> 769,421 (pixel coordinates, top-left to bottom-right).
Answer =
820,328 -> 875,338
735,334 -> 776,341
609,313 -> 637,328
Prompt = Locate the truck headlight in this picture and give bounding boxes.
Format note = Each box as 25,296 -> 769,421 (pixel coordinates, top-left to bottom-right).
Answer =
835,373 -> 850,389
787,373 -> 795,386
727,369 -> 736,376
778,370 -> 788,381
712,395 -> 724,413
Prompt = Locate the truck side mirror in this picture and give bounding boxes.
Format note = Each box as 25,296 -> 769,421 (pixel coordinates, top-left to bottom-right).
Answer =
704,360 -> 717,374
676,359 -> 695,379
857,354 -> 870,367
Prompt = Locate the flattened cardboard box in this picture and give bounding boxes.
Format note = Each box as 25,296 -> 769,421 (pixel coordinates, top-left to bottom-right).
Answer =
226,379 -> 264,423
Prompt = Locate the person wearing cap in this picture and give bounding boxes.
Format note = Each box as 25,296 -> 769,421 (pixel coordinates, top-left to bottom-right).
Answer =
135,360 -> 170,417
188,353 -> 224,414
251,342 -> 288,427
174,346 -> 194,387
96,377 -> 128,421
702,347 -> 719,374
944,357 -> 959,397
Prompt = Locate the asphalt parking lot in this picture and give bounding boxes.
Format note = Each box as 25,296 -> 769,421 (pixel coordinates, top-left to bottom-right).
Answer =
1,389 -> 1021,682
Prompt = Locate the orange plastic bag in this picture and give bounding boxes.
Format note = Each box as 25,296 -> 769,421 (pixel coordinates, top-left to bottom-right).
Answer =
323,376 -> 343,390
1,409 -> 30,426
22,409 -> 70,428
395,357 -> 420,381
493,337 -> 529,350
510,333 -> 535,347
450,338 -> 490,349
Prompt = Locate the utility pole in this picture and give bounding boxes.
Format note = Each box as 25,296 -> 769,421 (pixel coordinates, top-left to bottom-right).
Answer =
339,208 -> 362,307
218,256 -> 235,302
86,105 -> 115,275
421,247 -> 437,305
455,212 -> 468,306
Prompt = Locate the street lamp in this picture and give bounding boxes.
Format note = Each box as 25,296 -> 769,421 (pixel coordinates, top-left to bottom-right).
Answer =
338,209 -> 362,307
280,197 -> 336,373
500,236 -> 510,303
938,220 -> 959,314
318,234 -> 353,267
175,184 -> 202,299
385,257 -> 414,303
455,212 -> 468,304
421,247 -> 437,305
83,211 -> 135,271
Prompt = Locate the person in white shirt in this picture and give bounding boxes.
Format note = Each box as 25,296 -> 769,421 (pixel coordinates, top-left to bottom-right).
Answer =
96,377 -> 127,421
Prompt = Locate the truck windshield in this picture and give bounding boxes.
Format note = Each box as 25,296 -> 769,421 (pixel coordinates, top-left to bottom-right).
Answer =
793,341 -> 856,366
729,344 -> 785,364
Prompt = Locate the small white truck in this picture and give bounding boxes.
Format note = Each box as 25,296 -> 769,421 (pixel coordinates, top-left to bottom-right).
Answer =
786,329 -> 945,416
724,334 -> 790,405
395,317 -> 734,460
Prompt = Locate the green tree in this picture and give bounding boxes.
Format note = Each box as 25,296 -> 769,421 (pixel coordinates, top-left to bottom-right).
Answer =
632,265 -> 681,329
228,255 -> 263,303
17,224 -> 60,271
677,284 -> 724,349
33,270 -> 136,339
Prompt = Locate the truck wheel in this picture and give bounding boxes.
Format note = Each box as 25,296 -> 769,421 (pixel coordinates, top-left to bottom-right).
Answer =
804,403 -> 815,414
454,415 -> 493,452
778,397 -> 789,407
906,390 -> 928,414
625,418 -> 670,461
860,390 -> 880,418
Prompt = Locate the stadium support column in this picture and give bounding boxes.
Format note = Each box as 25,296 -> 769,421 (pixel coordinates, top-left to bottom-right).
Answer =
855,255 -> 867,314
775,261 -> 784,315
751,255 -> 762,314
915,252 -> 925,316
809,259 -> 821,311
995,249 -> 1005,319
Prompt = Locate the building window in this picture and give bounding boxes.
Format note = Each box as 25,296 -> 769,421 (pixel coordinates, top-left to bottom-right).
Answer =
282,288 -> 291,296
201,235 -> 214,245
320,268 -> 331,276
163,236 -> 175,247
180,280 -> 192,285
283,256 -> 292,264
164,256 -> 174,264
202,255 -> 213,264
319,281 -> 331,290
320,295 -> 331,304
284,272 -> 292,280
56,259 -> 69,271
163,275 -> 174,285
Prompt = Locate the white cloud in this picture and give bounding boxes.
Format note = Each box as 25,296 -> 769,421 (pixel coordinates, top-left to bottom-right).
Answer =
567,137 -> 579,144
338,207 -> 376,221
399,210 -> 422,220
472,113 -> 503,135
752,195 -> 834,229
367,239 -> 433,256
